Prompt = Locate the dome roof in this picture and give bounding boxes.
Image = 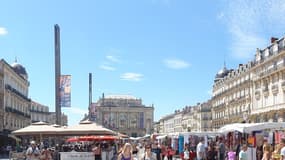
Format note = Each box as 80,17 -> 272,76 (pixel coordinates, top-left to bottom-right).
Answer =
215,66 -> 229,82
11,62 -> 28,79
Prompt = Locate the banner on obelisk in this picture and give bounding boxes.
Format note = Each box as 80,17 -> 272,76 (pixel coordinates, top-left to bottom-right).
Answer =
90,103 -> 97,121
60,75 -> 71,107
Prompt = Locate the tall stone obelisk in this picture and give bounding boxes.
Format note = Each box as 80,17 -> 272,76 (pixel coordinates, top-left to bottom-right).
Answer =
54,24 -> 61,125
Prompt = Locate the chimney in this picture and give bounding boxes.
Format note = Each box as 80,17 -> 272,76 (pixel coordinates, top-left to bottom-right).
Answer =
271,37 -> 278,43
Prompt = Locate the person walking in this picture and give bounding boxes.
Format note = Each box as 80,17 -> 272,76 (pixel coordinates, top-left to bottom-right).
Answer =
184,146 -> 190,160
206,145 -> 217,160
39,146 -> 52,160
151,142 -> 162,160
218,137 -> 225,160
26,141 -> 40,160
143,145 -> 157,160
118,143 -> 133,160
196,138 -> 206,160
261,143 -> 271,160
280,138 -> 285,160
136,143 -> 145,160
92,143 -> 102,160
238,144 -> 247,160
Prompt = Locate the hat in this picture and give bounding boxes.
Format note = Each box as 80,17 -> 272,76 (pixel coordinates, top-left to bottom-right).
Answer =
30,141 -> 36,144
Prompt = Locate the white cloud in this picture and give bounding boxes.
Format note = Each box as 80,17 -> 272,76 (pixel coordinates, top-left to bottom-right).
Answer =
0,27 -> 8,35
106,55 -> 120,63
164,59 -> 190,69
99,65 -> 116,71
120,72 -> 143,81
220,0 -> 285,60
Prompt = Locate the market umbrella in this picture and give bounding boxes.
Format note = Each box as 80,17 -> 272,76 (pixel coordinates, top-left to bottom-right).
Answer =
58,120 -> 117,136
117,132 -> 129,139
12,121 -> 63,136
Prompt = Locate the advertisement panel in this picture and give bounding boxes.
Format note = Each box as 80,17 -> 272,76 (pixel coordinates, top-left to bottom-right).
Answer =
60,75 -> 71,107
90,103 -> 97,121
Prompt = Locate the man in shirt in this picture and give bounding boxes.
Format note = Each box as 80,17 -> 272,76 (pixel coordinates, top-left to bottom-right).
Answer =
26,141 -> 40,160
151,142 -> 162,160
218,137 -> 226,160
238,144 -> 247,160
196,138 -> 206,160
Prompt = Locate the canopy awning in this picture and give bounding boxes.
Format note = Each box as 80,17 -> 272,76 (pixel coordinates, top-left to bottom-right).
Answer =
12,120 -> 116,136
12,121 -> 63,136
57,120 -> 116,136
218,122 -> 285,134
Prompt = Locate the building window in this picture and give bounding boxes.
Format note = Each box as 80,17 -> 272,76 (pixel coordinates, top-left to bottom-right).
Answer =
273,95 -> 277,105
263,96 -> 267,107
273,113 -> 278,122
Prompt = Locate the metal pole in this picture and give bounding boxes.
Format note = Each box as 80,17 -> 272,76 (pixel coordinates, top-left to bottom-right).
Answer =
89,73 -> 92,120
55,24 -> 61,125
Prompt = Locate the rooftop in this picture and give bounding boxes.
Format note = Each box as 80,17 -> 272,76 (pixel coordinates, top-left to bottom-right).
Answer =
104,94 -> 138,100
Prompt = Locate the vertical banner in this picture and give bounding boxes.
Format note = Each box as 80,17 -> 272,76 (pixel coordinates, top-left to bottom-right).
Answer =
139,112 -> 144,129
90,103 -> 97,122
60,75 -> 71,107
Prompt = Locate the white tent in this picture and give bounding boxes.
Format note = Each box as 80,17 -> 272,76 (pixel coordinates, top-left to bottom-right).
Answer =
218,122 -> 285,134
12,120 -> 117,136
180,131 -> 221,137
12,121 -> 63,136
129,137 -> 142,141
57,120 -> 117,136
156,135 -> 167,140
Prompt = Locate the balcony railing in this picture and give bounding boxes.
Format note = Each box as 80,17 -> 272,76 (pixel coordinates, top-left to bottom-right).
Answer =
262,86 -> 269,92
271,84 -> 279,93
30,109 -> 50,114
5,84 -> 31,102
5,106 -> 31,118
201,117 -> 211,121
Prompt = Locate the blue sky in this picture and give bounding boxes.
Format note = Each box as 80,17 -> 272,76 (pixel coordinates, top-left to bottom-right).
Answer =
1,0 -> 285,126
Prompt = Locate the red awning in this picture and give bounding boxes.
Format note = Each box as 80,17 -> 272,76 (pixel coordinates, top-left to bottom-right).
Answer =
79,135 -> 118,141
66,137 -> 79,142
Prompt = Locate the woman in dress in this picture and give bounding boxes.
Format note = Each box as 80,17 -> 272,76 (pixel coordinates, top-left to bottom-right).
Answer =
118,143 -> 133,160
262,144 -> 271,160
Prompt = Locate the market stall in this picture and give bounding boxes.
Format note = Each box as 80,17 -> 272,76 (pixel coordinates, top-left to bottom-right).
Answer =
218,122 -> 285,160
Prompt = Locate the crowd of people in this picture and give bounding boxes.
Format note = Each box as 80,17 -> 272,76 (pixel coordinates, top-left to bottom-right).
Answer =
7,136 -> 285,160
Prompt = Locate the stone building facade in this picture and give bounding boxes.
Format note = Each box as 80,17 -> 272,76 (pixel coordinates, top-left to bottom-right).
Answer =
31,101 -> 50,123
48,112 -> 68,126
158,101 -> 212,134
0,59 -> 31,144
31,101 -> 68,126
157,36 -> 285,133
250,37 -> 285,123
212,63 -> 252,130
198,101 -> 212,131
159,114 -> 174,134
212,37 -> 285,130
95,94 -> 154,137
